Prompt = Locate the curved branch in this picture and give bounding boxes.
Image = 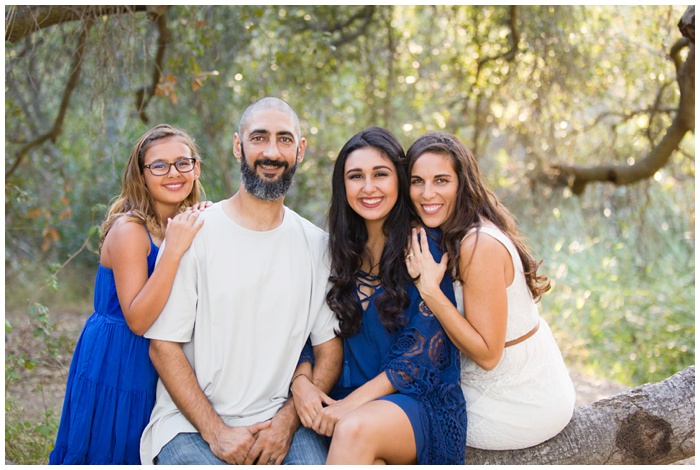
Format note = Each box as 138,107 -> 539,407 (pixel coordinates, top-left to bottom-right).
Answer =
135,11 -> 171,124
330,6 -> 376,48
295,6 -> 376,48
4,5 -> 148,43
465,366 -> 695,465
540,12 -> 695,195
671,37 -> 690,73
302,6 -> 374,34
5,21 -> 90,179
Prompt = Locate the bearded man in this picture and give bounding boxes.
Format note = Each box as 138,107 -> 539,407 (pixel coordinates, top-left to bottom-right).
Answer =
140,97 -> 342,465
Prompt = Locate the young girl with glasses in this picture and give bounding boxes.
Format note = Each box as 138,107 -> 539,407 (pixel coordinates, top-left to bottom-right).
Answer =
50,124 -> 209,464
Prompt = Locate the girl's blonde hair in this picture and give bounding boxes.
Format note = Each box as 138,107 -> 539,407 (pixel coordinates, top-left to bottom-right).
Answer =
99,124 -> 203,252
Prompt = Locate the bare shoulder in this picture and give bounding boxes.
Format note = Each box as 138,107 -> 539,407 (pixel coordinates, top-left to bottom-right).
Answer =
106,217 -> 150,242
101,217 -> 151,265
459,228 -> 511,270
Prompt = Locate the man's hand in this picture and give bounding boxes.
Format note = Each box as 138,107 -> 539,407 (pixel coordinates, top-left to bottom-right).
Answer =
150,340 -> 273,464
244,400 -> 298,465
209,421 -> 271,465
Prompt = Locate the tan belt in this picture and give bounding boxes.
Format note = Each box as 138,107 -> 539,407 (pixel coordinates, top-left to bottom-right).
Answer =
504,320 -> 540,348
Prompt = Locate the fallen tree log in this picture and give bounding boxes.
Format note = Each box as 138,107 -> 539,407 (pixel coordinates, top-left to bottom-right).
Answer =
465,365 -> 694,464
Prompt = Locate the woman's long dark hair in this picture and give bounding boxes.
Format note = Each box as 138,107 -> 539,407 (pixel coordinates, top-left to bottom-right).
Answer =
406,131 -> 550,302
326,127 -> 414,338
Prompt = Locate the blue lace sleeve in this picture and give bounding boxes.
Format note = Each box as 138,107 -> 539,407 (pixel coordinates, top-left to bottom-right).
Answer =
383,229 -> 458,398
297,338 -> 315,366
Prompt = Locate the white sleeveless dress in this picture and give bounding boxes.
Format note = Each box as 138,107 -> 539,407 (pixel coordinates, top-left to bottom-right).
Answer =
455,226 -> 575,450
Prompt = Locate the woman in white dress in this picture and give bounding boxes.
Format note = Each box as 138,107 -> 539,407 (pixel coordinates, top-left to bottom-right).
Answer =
404,131 -> 575,450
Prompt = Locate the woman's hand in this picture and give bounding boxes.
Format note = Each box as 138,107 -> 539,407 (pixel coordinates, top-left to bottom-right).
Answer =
291,374 -> 336,428
405,227 -> 448,300
311,397 -> 357,437
164,210 -> 204,257
187,200 -> 213,212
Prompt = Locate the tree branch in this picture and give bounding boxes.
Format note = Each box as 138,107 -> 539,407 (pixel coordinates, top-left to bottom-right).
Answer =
539,8 -> 694,195
5,21 -> 90,179
4,5 -> 148,43
671,37 -> 691,73
477,5 -> 520,66
302,6 -> 374,35
465,366 -> 695,465
677,5 -> 695,43
295,6 -> 376,48
135,11 -> 172,124
330,6 -> 376,48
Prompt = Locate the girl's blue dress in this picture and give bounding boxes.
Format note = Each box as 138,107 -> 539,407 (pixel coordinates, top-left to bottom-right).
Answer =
302,231 -> 467,464
49,233 -> 159,465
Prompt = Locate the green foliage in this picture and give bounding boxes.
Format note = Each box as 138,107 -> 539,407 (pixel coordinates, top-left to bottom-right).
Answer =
5,301 -> 59,390
5,300 -> 61,464
5,258 -> 96,463
512,178 -> 694,386
5,396 -> 58,465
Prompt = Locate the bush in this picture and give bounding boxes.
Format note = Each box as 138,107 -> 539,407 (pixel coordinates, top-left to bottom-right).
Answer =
513,180 -> 694,386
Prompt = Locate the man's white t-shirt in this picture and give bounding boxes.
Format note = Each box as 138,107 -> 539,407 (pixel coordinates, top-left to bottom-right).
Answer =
139,202 -> 338,464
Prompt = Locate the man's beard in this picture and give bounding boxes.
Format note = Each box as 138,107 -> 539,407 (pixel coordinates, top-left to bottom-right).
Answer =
239,146 -> 297,201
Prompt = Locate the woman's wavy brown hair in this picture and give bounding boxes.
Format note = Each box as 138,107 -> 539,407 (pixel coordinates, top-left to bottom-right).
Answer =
99,124 -> 204,253
406,131 -> 550,302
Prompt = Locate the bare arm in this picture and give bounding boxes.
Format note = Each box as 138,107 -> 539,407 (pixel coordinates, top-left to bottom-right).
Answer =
312,372 -> 396,437
105,212 -> 203,335
309,337 -> 343,393
407,227 -> 509,370
292,337 -> 343,428
149,339 -> 269,464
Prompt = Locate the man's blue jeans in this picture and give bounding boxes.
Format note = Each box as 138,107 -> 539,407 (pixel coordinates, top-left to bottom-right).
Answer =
154,426 -> 329,465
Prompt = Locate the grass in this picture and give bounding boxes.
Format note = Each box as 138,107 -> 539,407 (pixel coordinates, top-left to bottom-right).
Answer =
4,397 -> 59,465
5,262 -> 93,465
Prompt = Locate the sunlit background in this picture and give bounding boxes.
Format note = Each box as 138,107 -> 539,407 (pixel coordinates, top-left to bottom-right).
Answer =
5,5 -> 694,463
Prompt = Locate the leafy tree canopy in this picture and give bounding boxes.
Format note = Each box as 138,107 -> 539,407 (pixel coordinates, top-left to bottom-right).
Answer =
5,5 -> 694,264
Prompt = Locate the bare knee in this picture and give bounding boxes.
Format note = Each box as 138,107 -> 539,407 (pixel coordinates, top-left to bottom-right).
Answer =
333,413 -> 369,446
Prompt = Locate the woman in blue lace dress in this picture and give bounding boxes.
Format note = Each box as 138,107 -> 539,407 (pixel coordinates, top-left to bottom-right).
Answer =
292,127 -> 466,464
50,124 -> 207,464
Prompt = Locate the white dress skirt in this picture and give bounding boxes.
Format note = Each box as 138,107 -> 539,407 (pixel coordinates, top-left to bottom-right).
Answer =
456,226 -> 576,450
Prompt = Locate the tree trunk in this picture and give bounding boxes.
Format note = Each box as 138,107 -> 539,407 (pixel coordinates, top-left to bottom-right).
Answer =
465,365 -> 695,464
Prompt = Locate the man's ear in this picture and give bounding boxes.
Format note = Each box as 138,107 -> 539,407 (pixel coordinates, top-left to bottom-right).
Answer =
233,133 -> 242,160
296,137 -> 307,164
